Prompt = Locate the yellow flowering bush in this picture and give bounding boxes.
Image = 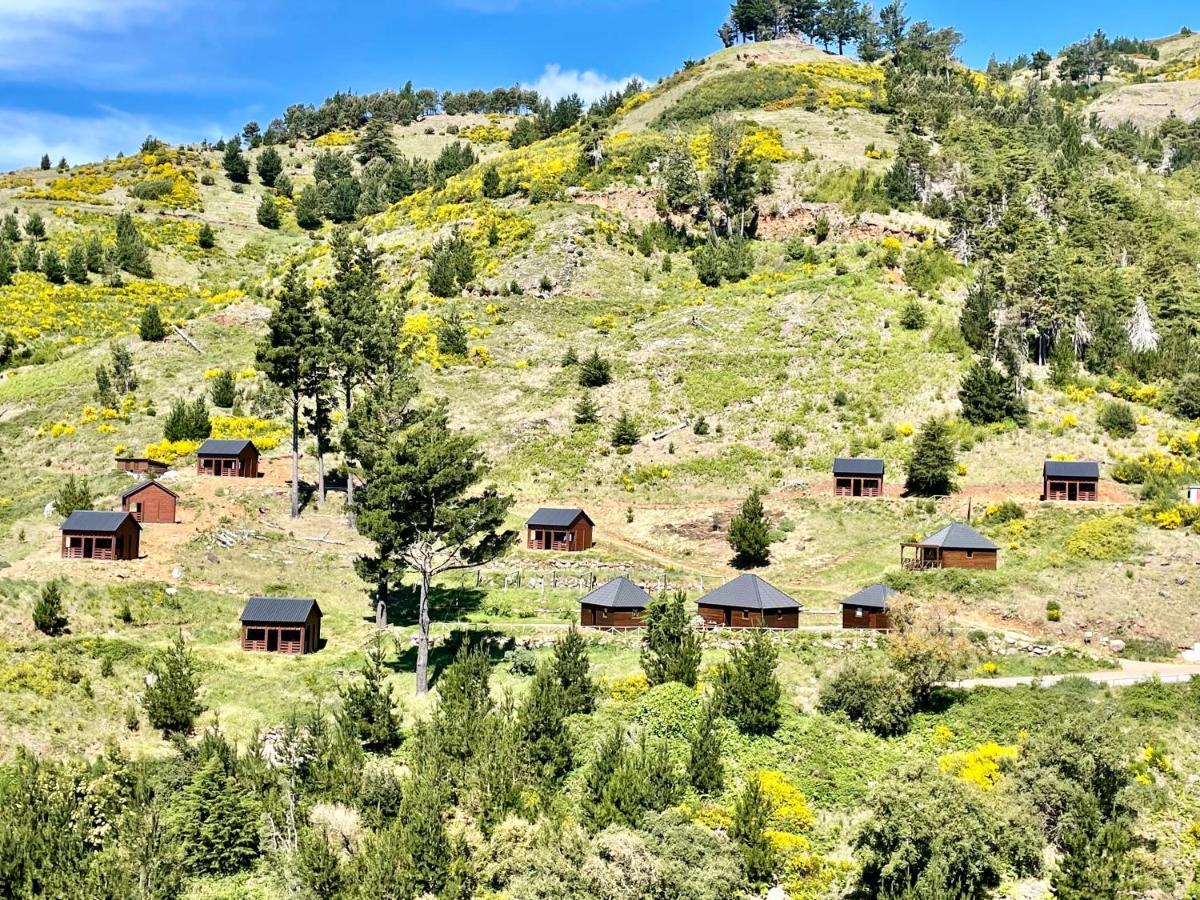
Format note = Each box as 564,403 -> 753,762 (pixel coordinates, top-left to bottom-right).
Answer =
143,439 -> 200,463
468,345 -> 491,367
607,673 -> 649,701
1059,413 -> 1078,429
937,742 -> 1018,791
461,123 -> 511,145
757,771 -> 815,830
974,660 -> 1000,677
211,415 -> 287,451
897,422 -> 914,437
314,130 -> 355,147
933,724 -> 955,743
19,173 -> 116,204
739,127 -> 792,162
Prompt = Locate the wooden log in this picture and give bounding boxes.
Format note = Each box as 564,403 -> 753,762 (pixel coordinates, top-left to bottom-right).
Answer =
173,325 -> 202,353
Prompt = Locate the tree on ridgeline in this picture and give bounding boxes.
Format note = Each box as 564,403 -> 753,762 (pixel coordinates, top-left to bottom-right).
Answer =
222,137 -> 250,183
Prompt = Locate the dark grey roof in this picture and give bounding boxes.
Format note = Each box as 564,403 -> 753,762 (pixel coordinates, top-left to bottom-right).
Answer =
120,479 -> 178,500
526,507 -> 592,527
60,510 -> 140,532
241,596 -> 321,624
197,439 -> 256,456
919,523 -> 999,551
1044,460 -> 1100,479
698,574 -> 801,611
842,584 -> 896,610
833,457 -> 885,476
580,576 -> 651,610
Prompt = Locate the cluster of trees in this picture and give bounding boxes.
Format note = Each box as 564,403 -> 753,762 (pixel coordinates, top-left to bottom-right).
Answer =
720,0 -> 911,59
1057,31 -> 1156,84
0,210 -> 149,291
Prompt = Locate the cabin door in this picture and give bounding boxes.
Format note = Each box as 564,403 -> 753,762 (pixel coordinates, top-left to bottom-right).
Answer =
723,609 -> 732,627
267,630 -> 279,652
83,537 -> 95,558
852,478 -> 862,497
1067,482 -> 1078,502
131,502 -> 143,522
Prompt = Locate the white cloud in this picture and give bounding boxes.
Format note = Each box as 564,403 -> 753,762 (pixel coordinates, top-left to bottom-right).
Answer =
525,64 -> 644,105
0,107 -> 224,173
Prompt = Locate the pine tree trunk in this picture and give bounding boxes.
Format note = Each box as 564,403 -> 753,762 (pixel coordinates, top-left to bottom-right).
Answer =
290,395 -> 300,518
344,384 -> 356,528
416,570 -> 431,694
316,450 -> 326,505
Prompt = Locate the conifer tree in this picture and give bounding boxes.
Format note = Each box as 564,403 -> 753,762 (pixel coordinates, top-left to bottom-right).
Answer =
33,581 -> 68,636
481,166 -> 502,199
257,265 -> 318,518
114,212 -> 152,277
209,370 -> 236,408
561,345 -> 579,367
40,153 -> 51,170
732,775 -> 778,887
1,213 -> 19,242
139,303 -> 166,341
0,239 -> 13,287
24,212 -> 45,240
429,644 -> 495,782
41,247 -> 66,284
641,590 -> 701,687
551,625 -> 596,714
255,146 -> 283,187
110,342 -> 137,393
222,139 -> 250,183
256,193 -> 280,229
688,699 -> 724,794
56,475 -> 93,518
18,240 -> 39,272
357,117 -> 399,164
142,631 -> 203,735
297,828 -> 343,899
958,359 -> 1028,426
436,307 -> 469,356
95,363 -> 116,408
197,223 -> 216,249
573,393 -> 600,425
296,185 -> 324,230
578,350 -> 612,387
728,488 -> 771,568
274,172 -> 294,199
337,634 -> 403,750
611,410 -> 640,448
1051,806 -> 1133,900
715,630 -> 782,735
1048,336 -> 1077,388
65,242 -> 88,284
905,417 -> 957,496
172,756 -> 260,875
84,232 -> 105,271
518,663 -> 574,782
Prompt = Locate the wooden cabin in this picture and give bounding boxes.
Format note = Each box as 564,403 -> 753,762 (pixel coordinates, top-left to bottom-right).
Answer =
901,523 -> 998,571
1188,486 -> 1200,506
196,439 -> 260,478
120,479 -> 177,524
842,584 -> 896,631
580,576 -> 650,629
115,457 -> 169,476
833,457 -> 884,498
1043,461 -> 1100,502
60,511 -> 141,561
525,507 -> 594,552
239,596 -> 323,655
697,574 -> 801,629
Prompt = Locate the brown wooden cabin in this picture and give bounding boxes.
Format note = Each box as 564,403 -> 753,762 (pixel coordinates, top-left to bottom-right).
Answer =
842,584 -> 896,631
1043,460 -> 1100,502
580,576 -> 650,629
60,511 -> 141,561
120,479 -> 178,524
525,507 -> 594,552
115,457 -> 169,476
240,596 -> 322,655
1189,486 -> 1200,506
196,439 -> 260,478
697,574 -> 801,629
833,457 -> 884,498
901,523 -> 998,571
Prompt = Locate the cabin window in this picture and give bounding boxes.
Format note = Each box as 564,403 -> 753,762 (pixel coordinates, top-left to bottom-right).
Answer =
533,530 -> 542,541
966,551 -> 975,559
855,607 -> 863,618
281,629 -> 302,643
1050,481 -> 1066,493
246,628 -> 265,642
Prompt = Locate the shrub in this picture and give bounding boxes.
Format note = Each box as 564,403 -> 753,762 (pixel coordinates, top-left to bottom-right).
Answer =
427,231 -> 474,297
819,658 -> 914,736
1098,401 -> 1137,438
1170,374 -> 1200,421
33,582 -> 68,636
129,179 -> 173,200
692,415 -> 710,435
899,299 -> 928,330
256,193 -> 281,228
1066,515 -> 1136,561
1046,600 -> 1062,622
813,215 -> 831,243
694,237 -> 753,286
983,500 -> 1025,524
139,303 -> 166,341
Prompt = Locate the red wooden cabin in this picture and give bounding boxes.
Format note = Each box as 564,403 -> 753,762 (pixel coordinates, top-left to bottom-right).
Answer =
60,511 -> 141,561
115,457 -> 169,476
196,439 -> 260,478
239,596 -> 323,655
580,576 -> 650,628
901,523 -> 998,571
842,584 -> 896,631
120,479 -> 178,524
525,507 -> 594,552
697,574 -> 801,629
1043,461 -> 1100,502
833,457 -> 884,498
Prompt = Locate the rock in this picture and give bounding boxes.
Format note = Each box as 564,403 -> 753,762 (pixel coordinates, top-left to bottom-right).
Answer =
1110,639 -> 1126,654
171,566 -> 183,580
766,888 -> 791,900
165,587 -> 177,596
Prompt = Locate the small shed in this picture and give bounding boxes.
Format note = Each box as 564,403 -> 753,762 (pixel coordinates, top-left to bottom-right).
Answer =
116,457 -> 169,476
120,479 -> 178,524
525,507 -> 594,552
842,584 -> 897,631
1043,461 -> 1100,502
580,576 -> 650,629
1188,486 -> 1200,506
196,439 -> 260,478
239,596 -> 323,655
901,523 -> 998,571
833,457 -> 884,498
60,511 -> 141,561
697,574 -> 801,629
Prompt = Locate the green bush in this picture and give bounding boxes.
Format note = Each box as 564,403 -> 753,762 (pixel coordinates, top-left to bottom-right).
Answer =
139,303 -> 166,341
899,299 -> 928,330
819,658 -> 914,737
656,67 -> 818,124
983,500 -> 1025,524
905,246 -> 960,296
33,582 -> 68,636
1098,401 -> 1137,438
129,179 -> 174,201
1170,374 -> 1200,420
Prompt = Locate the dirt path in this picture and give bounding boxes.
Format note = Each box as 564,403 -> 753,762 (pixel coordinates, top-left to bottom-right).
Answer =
945,658 -> 1200,690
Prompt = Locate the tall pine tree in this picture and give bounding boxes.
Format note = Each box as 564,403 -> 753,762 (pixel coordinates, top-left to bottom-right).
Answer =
641,591 -> 701,687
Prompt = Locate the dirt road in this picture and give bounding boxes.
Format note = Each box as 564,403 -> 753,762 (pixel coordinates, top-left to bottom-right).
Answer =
945,658 -> 1200,690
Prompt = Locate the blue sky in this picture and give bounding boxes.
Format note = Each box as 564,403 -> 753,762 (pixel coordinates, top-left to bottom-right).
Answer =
0,0 -> 1195,171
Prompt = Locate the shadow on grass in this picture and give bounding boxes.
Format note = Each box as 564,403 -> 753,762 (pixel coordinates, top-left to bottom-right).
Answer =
388,627 -> 515,689
365,584 -> 487,628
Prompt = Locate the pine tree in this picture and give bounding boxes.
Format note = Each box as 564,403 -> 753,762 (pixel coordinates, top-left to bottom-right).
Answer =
611,410 -> 640,448
24,212 -> 45,240
561,346 -> 579,367
139,303 -> 166,341
209,370 -> 236,408
114,212 -> 152,277
688,699 -> 724,794
18,240 -> 39,272
33,581 -> 68,636
905,417 -> 957,496
172,756 -> 261,875
1051,806 -> 1133,900
222,140 -> 250,183
255,146 -> 283,187
84,233 -> 105,271
551,625 -> 596,714
357,117 -> 399,164
641,591 -> 701,687
728,488 -> 771,568
732,775 -> 778,887
518,663 -> 574,782
295,185 -> 324,230
337,634 -> 402,750
716,630 -> 782,735
959,280 -> 995,351
578,350 -> 612,387
481,166 -> 502,199
142,631 -> 203,735
958,359 -> 1028,426
111,343 -> 136,393
437,307 -> 469,356
40,153 -> 51,170
0,239 -> 13,287
41,248 -> 66,284
1048,335 -> 1077,388
256,193 -> 280,229
573,393 -> 600,425
65,242 -> 88,284
197,223 -> 216,249
274,172 -> 294,199
297,828 -> 343,900
1,213 -> 19,243
95,364 -> 116,408
56,475 -> 93,518
57,157 -> 68,171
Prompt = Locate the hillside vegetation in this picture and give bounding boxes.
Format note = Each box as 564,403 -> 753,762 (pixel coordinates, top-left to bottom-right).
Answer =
1,4 -> 1200,899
